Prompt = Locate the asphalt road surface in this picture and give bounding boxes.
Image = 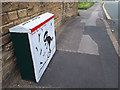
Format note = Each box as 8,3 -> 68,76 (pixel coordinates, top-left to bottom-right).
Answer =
104,1 -> 118,41
104,1 -> 118,19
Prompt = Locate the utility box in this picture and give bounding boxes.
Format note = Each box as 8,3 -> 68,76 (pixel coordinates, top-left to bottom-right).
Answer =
9,12 -> 56,82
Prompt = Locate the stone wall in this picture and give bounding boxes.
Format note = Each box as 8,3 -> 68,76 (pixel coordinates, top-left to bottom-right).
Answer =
1,2 -> 78,88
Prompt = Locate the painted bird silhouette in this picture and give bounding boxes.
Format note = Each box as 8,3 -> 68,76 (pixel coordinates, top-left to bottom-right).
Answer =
44,31 -> 53,53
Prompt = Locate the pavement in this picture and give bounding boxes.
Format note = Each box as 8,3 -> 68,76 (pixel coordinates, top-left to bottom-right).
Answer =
8,2 -> 118,88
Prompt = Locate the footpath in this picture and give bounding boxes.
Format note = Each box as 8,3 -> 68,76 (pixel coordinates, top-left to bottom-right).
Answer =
8,2 -> 118,88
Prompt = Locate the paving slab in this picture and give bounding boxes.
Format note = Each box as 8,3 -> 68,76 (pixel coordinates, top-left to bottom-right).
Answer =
78,35 -> 99,55
57,17 -> 84,52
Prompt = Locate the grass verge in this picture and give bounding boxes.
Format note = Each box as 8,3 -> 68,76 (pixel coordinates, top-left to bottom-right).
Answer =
78,2 -> 94,10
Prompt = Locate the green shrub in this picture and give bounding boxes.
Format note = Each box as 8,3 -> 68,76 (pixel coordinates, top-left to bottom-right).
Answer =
78,2 -> 94,10
78,13 -> 80,16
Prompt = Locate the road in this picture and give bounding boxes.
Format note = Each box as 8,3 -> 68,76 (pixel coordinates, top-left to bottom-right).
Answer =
104,1 -> 118,41
104,1 -> 118,19
8,3 -> 118,88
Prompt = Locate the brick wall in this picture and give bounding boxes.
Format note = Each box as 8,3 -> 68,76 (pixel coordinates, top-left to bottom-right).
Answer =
1,2 -> 78,88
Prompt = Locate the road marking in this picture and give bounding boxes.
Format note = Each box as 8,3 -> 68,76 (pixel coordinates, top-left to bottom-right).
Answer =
102,4 -> 111,20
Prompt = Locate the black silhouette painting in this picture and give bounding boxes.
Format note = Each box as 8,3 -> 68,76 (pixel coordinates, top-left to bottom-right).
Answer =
40,49 -> 42,55
44,31 -> 53,54
41,28 -> 43,32
38,34 -> 41,42
36,47 -> 42,56
36,47 -> 38,51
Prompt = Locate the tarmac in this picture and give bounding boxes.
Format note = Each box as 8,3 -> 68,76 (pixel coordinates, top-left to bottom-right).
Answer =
103,1 -> 118,41
8,2 -> 118,88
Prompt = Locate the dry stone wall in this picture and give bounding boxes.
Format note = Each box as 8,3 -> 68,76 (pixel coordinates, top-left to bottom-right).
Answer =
1,2 -> 78,88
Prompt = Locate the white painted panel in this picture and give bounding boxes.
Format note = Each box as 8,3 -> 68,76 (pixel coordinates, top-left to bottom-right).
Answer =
28,18 -> 56,82
9,12 -> 54,33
